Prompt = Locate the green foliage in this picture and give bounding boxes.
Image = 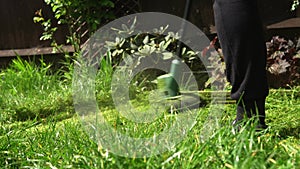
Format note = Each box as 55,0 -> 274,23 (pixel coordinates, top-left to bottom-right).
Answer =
106,20 -> 185,66
204,50 -> 227,89
33,11 -> 58,42
0,56 -> 299,169
0,88 -> 299,168
0,52 -> 116,123
105,19 -> 208,90
95,52 -> 114,98
202,37 -> 227,90
34,0 -> 115,52
291,0 -> 299,11
0,57 -> 73,122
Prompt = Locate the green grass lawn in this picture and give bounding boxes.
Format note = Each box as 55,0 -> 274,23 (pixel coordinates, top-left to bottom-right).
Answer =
0,58 -> 299,168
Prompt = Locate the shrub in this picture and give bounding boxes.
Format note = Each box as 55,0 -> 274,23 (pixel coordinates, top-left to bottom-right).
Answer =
266,36 -> 300,88
291,0 -> 299,11
206,36 -> 300,89
104,19 -> 208,91
34,0 -> 115,53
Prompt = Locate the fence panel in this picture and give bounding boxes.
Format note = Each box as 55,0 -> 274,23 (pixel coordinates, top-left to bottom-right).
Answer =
0,0 -> 297,50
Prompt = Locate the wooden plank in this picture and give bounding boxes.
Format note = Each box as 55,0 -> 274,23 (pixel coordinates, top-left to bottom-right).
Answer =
0,46 -> 74,57
267,17 -> 300,29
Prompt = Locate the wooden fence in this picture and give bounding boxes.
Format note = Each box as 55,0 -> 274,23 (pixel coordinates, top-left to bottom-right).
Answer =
0,0 -> 298,51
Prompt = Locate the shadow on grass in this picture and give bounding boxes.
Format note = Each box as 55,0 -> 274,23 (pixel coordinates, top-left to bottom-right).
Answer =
277,126 -> 300,139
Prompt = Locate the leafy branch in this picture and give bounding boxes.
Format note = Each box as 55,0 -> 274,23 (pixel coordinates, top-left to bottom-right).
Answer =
34,0 -> 115,53
291,0 -> 299,11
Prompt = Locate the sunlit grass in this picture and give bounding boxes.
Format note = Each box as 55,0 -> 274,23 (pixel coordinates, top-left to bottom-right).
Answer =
0,57 -> 299,168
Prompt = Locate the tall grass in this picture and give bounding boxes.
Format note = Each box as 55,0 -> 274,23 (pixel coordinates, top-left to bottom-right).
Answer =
0,57 -> 73,122
0,56 -> 299,168
0,97 -> 299,168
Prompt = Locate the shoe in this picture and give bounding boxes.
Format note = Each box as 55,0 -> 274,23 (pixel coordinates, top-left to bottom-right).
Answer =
232,119 -> 242,132
255,124 -> 268,131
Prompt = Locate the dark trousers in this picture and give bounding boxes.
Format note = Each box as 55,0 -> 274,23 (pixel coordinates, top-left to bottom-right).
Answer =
213,0 -> 269,125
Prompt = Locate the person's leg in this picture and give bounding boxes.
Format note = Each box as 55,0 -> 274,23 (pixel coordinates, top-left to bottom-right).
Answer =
213,0 -> 269,128
233,98 -> 268,128
213,0 -> 268,99
235,96 -> 252,120
254,98 -> 268,129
